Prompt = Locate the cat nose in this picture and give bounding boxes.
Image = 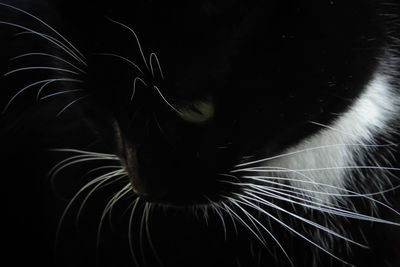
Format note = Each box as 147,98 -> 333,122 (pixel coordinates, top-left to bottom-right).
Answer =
123,147 -> 166,199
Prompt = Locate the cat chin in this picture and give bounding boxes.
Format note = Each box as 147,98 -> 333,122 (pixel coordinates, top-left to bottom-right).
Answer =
264,70 -> 399,205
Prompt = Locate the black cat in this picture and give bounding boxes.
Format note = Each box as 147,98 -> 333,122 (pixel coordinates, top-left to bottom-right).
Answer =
2,0 -> 400,266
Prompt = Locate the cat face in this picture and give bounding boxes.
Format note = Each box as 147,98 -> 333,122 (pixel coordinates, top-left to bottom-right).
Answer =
2,1 -> 400,266
83,0 -> 388,205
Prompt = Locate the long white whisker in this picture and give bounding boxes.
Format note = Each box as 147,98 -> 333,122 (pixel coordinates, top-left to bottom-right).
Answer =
237,162 -> 400,197
106,18 -> 149,70
10,52 -> 86,74
220,202 -> 267,247
0,3 -> 86,62
246,186 -> 400,226
149,52 -> 165,79
40,89 -> 83,100
203,196 -> 228,240
234,143 -> 397,169
2,78 -> 83,114
5,66 -> 80,76
216,201 -> 239,236
240,191 -> 370,248
49,156 -> 121,195
49,154 -> 101,174
35,78 -> 82,100
96,184 -> 131,264
55,173 -> 117,248
242,171 -> 400,216
128,198 -> 141,267
212,204 -> 228,240
106,184 -> 133,227
145,203 -> 163,266
95,53 -> 145,75
229,198 -> 294,267
140,202 -> 147,265
0,21 -> 85,65
131,77 -> 148,101
15,31 -> 86,66
37,80 -> 63,101
246,174 -> 400,198
232,195 -> 356,267
310,121 -> 398,146
56,95 -> 88,117
50,156 -> 113,182
153,85 -> 182,115
220,178 -> 352,199
84,165 -> 124,176
240,165 -> 400,174
76,170 -> 127,225
223,177 -> 400,216
50,148 -> 118,158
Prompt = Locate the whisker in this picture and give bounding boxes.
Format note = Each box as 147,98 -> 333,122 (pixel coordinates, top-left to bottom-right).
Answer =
220,202 -> 267,247
106,184 -> 133,227
240,191 -> 370,248
234,162 -> 400,199
5,66 -> 80,76
145,203 -> 163,266
14,31 -> 86,66
56,95 -> 88,117
149,52 -> 165,79
245,186 -> 400,226
215,201 -> 239,236
309,121 -> 398,146
40,89 -> 83,101
140,202 -> 147,266
241,176 -> 394,198
50,148 -> 118,158
234,143 -> 398,169
95,53 -> 145,75
239,165 -> 400,174
0,2 -> 87,63
50,155 -> 92,177
222,177 -> 400,216
128,197 -> 141,267
76,170 -> 127,225
55,173 -> 119,249
220,178 -> 351,199
2,78 -> 83,114
153,85 -> 182,115
131,77 -> 148,101
232,195 -> 356,267
213,204 -> 228,240
242,171 -> 400,215
229,197 -> 294,267
96,184 -> 132,264
10,52 -> 86,74
37,80 -> 65,101
84,165 -> 125,176
0,21 -> 85,65
49,155 -> 113,182
203,196 -> 228,240
106,18 -> 149,70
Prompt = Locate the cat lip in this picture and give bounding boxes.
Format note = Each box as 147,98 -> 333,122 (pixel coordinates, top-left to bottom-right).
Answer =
131,178 -> 238,207
140,193 -> 210,207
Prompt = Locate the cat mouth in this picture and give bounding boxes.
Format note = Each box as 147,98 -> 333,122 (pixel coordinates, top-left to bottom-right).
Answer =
123,157 -> 236,207
128,172 -> 234,207
118,138 -> 237,206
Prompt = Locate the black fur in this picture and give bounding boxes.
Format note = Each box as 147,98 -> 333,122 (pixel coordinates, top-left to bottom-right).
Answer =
2,1 -> 400,266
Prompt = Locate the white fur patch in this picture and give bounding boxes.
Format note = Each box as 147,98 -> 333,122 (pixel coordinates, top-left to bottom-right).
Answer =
265,74 -> 397,204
